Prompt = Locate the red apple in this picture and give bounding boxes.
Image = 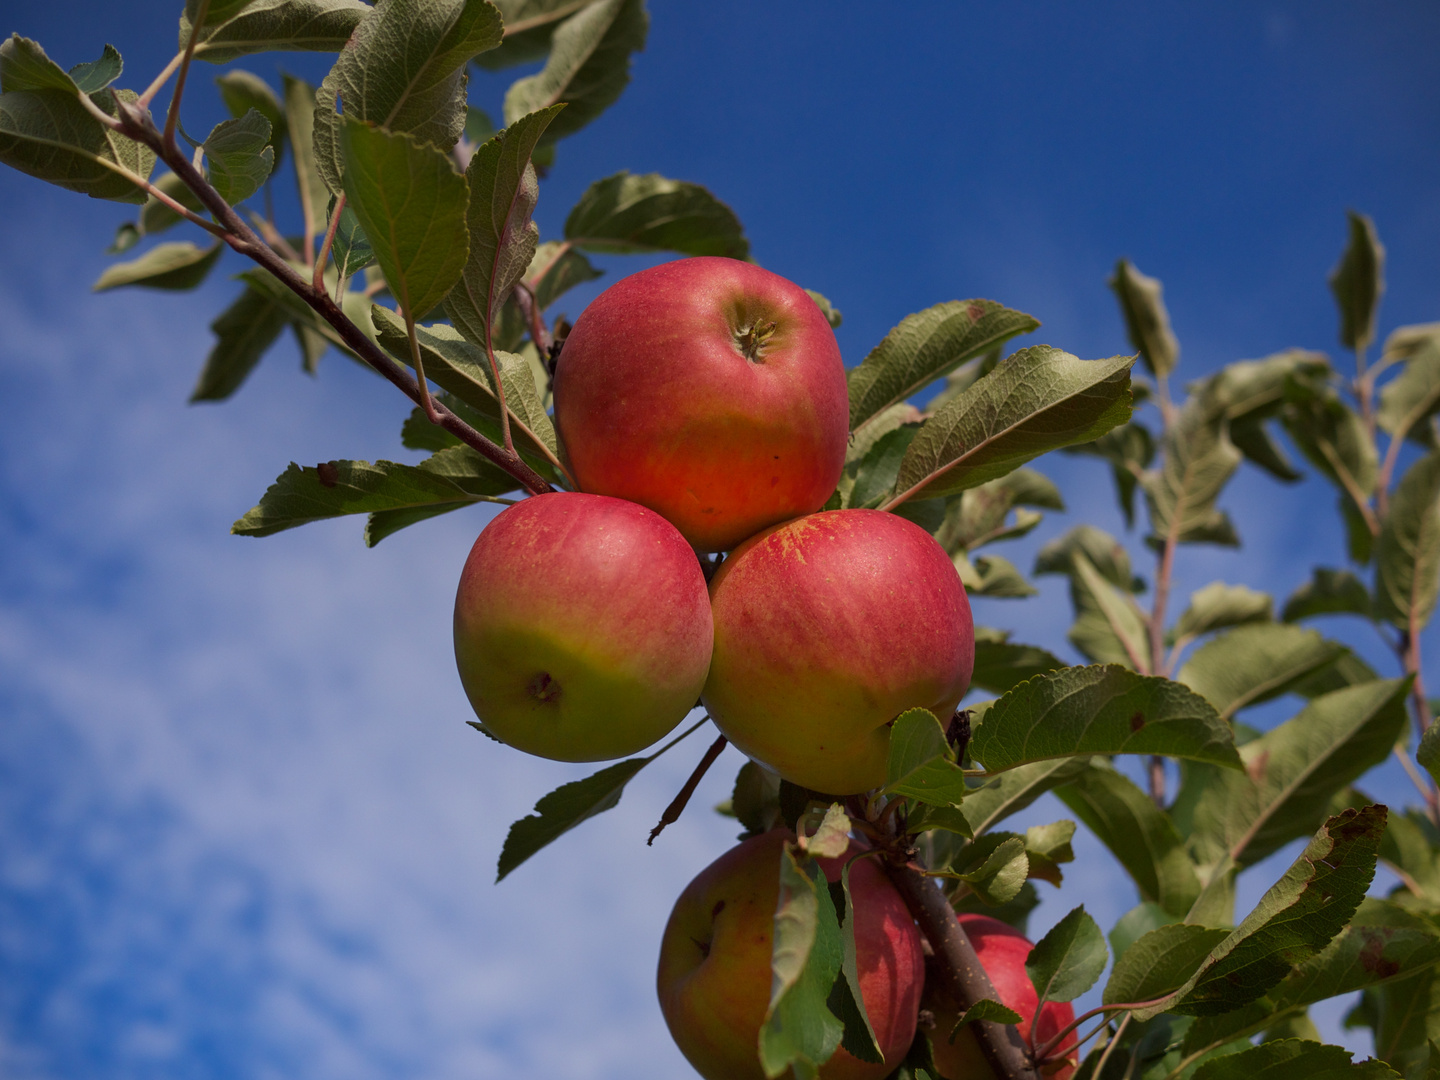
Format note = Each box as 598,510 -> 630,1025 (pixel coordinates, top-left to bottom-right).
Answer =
552,256 -> 849,553
453,492 -> 712,762
657,828 -> 924,1080
703,509 -> 974,795
926,915 -> 1077,1080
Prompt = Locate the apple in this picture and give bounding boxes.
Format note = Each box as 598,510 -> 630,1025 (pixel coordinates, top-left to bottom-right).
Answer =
926,914 -> 1077,1080
657,828 -> 924,1080
703,509 -> 974,795
552,256 -> 849,553
453,492 -> 713,762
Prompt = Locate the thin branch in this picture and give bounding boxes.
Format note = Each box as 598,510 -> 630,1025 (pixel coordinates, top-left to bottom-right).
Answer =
1031,997 -> 1171,1064
164,0 -> 209,151
107,97 -> 555,498
136,51 -> 186,110
1317,440 -> 1381,536
248,212 -> 302,263
1393,745 -> 1438,826
513,281 -> 552,358
485,336 -> 515,455
526,239 -> 573,293
648,733 -> 728,845
314,193 -> 346,294
1090,1013 -> 1131,1080
883,856 -> 1041,1080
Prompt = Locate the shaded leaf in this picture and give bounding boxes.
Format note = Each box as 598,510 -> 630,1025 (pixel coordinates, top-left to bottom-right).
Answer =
1067,552 -> 1152,670
1065,421 -> 1154,527
959,757 -> 1092,838
475,0 -> 588,70
1133,805 -> 1385,1019
1193,1039 -> 1399,1080
1274,897 -> 1440,1009
950,1000 -> 1023,1038
191,285 -> 289,401
363,444 -> 517,544
1057,762 -> 1201,917
66,44 -> 123,94
1110,259 -> 1178,378
951,835 -> 1029,906
1330,210 -> 1385,355
730,760 -> 782,838
1170,582 -> 1273,645
1177,624 -> 1348,721
502,0 -> 647,146
1282,380 -> 1378,506
526,237 -> 601,308
885,708 -> 968,807
936,468 -> 1061,554
1028,906 -> 1107,1006
847,300 -> 1040,432
955,553 -> 1037,599
495,719 -> 700,881
832,858 -> 883,1064
92,240 -> 221,291
314,0 -> 503,192
1103,923 -> 1230,1005
1374,452 -> 1440,631
971,665 -> 1240,774
1282,568 -> 1372,623
1142,389 -> 1242,547
183,0 -> 369,62
1377,336 -> 1440,447
563,169 -> 748,258
325,191 -> 375,281
341,118 -> 469,319
214,69 -> 285,164
281,73 -> 327,236
203,108 -> 274,205
445,105 -> 562,351
969,629 -> 1066,696
1035,524 -> 1139,592
806,290 -> 842,329
891,346 -> 1134,505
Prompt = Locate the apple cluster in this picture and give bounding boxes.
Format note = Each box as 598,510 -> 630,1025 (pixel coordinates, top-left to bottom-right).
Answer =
452,256 -> 987,1078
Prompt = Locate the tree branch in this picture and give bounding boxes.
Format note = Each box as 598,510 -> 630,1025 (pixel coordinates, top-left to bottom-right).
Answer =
882,856 -> 1041,1080
648,733 -> 727,845
108,96 -> 555,498
164,0 -> 209,151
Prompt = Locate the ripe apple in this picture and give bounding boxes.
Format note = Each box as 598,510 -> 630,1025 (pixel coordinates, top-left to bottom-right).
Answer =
453,492 -> 712,761
552,256 -> 849,553
926,914 -> 1077,1080
657,828 -> 924,1080
703,509 -> 974,795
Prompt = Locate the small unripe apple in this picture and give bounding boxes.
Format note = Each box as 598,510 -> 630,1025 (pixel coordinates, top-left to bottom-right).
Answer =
657,829 -> 924,1080
703,509 -> 974,795
552,256 -> 849,553
453,492 -> 712,761
926,914 -> 1077,1080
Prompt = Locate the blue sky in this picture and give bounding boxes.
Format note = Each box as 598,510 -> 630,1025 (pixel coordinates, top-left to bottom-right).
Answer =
1,1 -> 1438,1076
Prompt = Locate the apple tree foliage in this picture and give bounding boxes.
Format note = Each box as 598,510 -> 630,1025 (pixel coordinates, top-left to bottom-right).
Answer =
4,2 -> 1440,1078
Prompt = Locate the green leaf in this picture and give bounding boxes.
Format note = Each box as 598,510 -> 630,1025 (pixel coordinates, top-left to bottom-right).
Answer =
134,173 -> 204,239
890,346 -> 1134,505
1035,524 -> 1141,591
0,68 -> 154,203
446,106 -> 563,352
325,192 -> 375,282
955,554 -> 1038,599
525,238 -> 601,310
1177,624 -> 1348,721
1142,389 -> 1243,547
969,629 -> 1065,696
1375,452 -> 1440,631
1170,582 -> 1273,645
1109,259 -> 1179,378
1377,335 -> 1440,447
1281,568 -> 1372,623
846,301 -> 1041,433
971,665 -> 1240,774
1023,820 -> 1077,886
203,108 -> 274,205
1027,905 -> 1107,1006
1273,897 -> 1440,1009
1103,923 -> 1231,1005
950,1000 -> 1023,1038
1133,805 -> 1386,1019
371,307 -> 560,469
884,708 -> 968,807
1282,381 -> 1377,506
935,468 -> 1062,554
563,170 -> 749,259
340,118 -> 469,320
184,0 -> 370,62
364,445 -> 518,545
1108,903 -> 1174,963
191,286 -> 289,401
951,834 -> 1030,906
1419,726 -> 1440,790
1173,680 -> 1408,872
959,757 -> 1092,838
495,719 -> 700,881
281,73 -> 328,236
231,457 -> 503,537
66,44 -> 123,94
1066,551 -> 1153,670
238,264 -> 378,358
92,241 -> 221,291
806,290 -> 842,329
1193,1039 -> 1400,1080
502,0 -> 647,146
761,846 -> 844,1080
831,858 -> 883,1064
474,0 -> 588,70
313,0 -> 503,192
214,70 -> 286,164
730,760 -> 782,837
1330,210 -> 1386,355
1065,421 -> 1155,527
1,34 -> 95,93
1056,762 -> 1201,917
1363,968 -> 1440,1075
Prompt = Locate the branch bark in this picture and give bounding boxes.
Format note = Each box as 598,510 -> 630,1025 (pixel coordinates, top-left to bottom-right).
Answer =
883,857 -> 1041,1080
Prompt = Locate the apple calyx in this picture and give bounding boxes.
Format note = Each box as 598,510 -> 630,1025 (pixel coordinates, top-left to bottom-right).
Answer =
733,318 -> 778,362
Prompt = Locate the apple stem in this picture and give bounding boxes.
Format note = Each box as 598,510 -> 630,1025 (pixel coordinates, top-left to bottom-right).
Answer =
882,856 -> 1042,1080
647,733 -> 729,845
